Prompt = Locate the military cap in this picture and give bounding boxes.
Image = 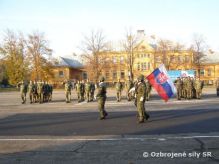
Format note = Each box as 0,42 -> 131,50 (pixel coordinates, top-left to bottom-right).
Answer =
137,74 -> 145,81
99,76 -> 105,82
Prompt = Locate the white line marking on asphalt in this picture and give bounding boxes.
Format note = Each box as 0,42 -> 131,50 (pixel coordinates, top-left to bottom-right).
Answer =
0,136 -> 218,141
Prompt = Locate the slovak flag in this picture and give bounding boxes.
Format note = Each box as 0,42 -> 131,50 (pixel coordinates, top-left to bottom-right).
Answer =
146,64 -> 176,102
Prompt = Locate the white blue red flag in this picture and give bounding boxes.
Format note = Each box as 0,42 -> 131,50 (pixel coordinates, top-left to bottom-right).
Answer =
146,64 -> 176,102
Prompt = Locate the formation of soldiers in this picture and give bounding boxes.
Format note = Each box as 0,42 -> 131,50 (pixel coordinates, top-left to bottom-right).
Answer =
17,75 -> 219,124
174,76 -> 204,100
75,79 -> 95,103
17,80 -> 53,104
114,77 -> 152,102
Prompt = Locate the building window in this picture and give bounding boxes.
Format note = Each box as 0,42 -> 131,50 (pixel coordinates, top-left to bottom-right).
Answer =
113,71 -> 117,79
141,54 -> 143,58
112,57 -> 117,63
148,62 -> 151,70
200,69 -> 204,76
207,68 -> 212,76
137,63 -> 140,71
105,71 -> 110,79
121,71 -> 125,79
141,62 -> 147,71
59,70 -> 64,77
185,55 -> 190,62
105,57 -> 110,64
120,56 -> 124,64
155,56 -> 161,62
147,54 -> 150,58
83,72 -> 87,79
178,55 -> 184,63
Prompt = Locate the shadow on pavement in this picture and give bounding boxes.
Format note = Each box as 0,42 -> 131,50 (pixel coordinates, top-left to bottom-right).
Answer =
0,105 -> 218,136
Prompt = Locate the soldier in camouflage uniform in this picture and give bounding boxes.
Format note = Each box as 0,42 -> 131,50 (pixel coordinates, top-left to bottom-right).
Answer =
145,79 -> 152,101
135,75 -> 149,123
37,80 -> 44,104
186,77 -> 193,99
190,77 -> 196,98
75,81 -> 81,102
28,80 -> 35,103
194,77 -> 203,99
216,78 -> 219,96
64,80 -> 72,103
96,76 -> 108,120
90,82 -> 96,101
17,80 -> 28,104
85,79 -> 91,102
33,81 -> 38,103
116,78 -> 123,102
181,77 -> 186,99
48,83 -> 53,102
174,77 -> 183,100
125,78 -> 134,101
80,80 -> 85,102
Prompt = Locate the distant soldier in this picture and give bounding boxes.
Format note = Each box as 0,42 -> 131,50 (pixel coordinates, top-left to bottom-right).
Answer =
194,77 -> 203,99
216,78 -> 219,96
17,80 -> 28,104
135,75 -> 149,123
85,79 -> 91,102
125,78 -> 134,101
145,79 -> 152,101
90,82 -> 96,101
191,77 -> 196,98
28,80 -> 35,103
95,76 -> 108,120
33,81 -> 38,103
181,77 -> 186,99
75,81 -> 81,102
42,81 -> 47,102
48,83 -> 53,102
115,78 -> 123,102
80,80 -> 85,102
64,80 -> 72,103
37,80 -> 44,104
174,77 -> 183,100
186,77 -> 193,99
44,82 -> 49,102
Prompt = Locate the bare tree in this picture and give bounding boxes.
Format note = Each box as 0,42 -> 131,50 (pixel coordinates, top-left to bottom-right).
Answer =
190,34 -> 208,78
122,29 -> 139,80
0,30 -> 28,85
152,39 -> 187,70
80,30 -> 108,83
26,31 -> 53,81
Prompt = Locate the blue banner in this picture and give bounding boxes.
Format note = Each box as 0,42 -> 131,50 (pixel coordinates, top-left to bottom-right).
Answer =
168,70 -> 195,81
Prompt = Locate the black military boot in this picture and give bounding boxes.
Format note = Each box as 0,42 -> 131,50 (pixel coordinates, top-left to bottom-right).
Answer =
145,114 -> 150,120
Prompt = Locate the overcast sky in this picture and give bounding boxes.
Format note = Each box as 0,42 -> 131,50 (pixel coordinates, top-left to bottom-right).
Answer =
0,0 -> 219,57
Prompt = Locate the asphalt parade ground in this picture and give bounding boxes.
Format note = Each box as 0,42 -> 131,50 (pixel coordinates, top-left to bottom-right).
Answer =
0,88 -> 218,164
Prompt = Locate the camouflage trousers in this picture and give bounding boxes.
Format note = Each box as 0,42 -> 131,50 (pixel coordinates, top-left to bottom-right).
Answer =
65,91 -> 71,102
196,89 -> 202,99
21,92 -> 27,104
98,97 -> 107,118
126,90 -> 132,101
29,92 -> 34,103
186,88 -> 192,99
136,99 -> 148,122
85,91 -> 91,102
90,91 -> 95,101
145,90 -> 151,101
176,88 -> 182,100
116,91 -> 122,102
